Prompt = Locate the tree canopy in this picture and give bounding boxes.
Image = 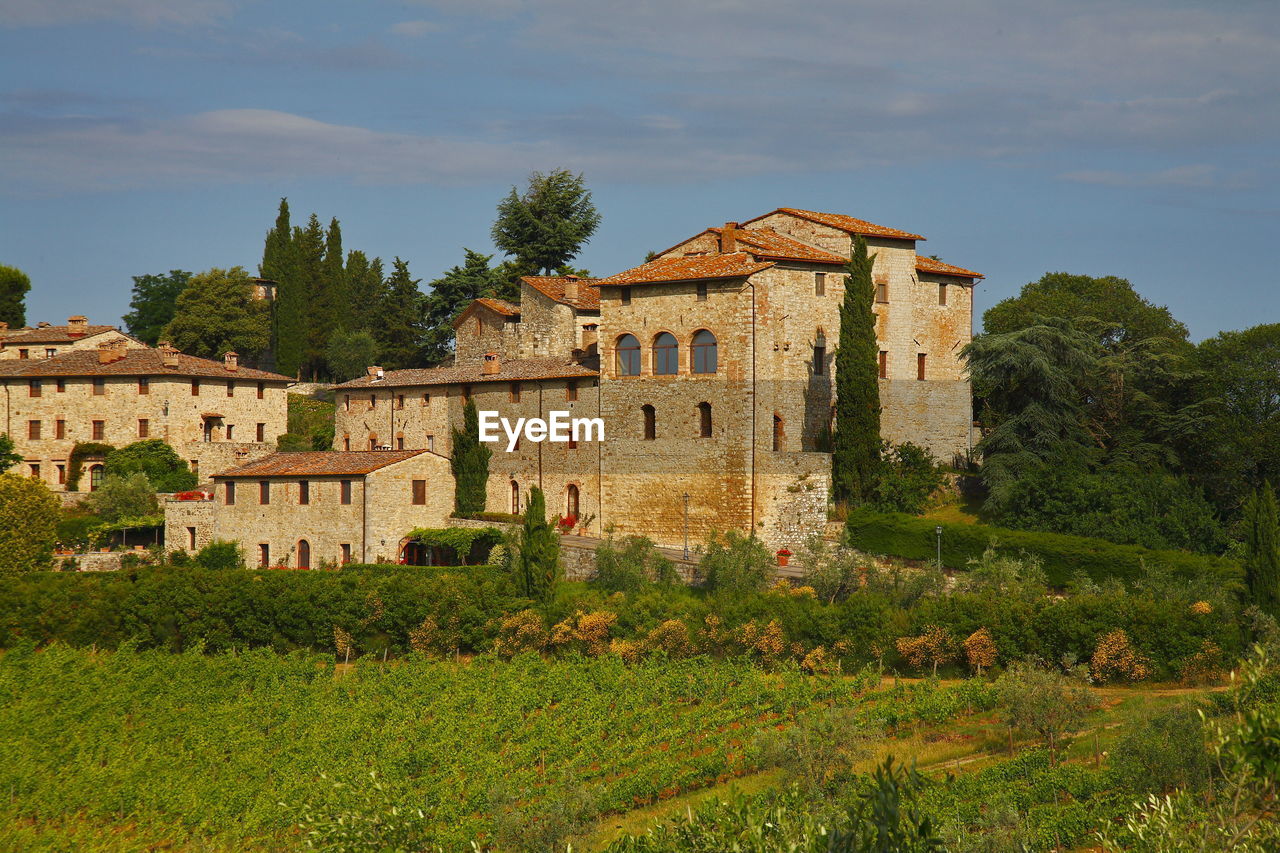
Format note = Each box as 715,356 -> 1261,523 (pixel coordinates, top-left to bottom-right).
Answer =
491,169 -> 601,276
420,249 -> 505,366
123,270 -> 191,345
0,264 -> 31,328
0,473 -> 59,573
102,439 -> 197,493
162,267 -> 271,362
0,434 -> 22,473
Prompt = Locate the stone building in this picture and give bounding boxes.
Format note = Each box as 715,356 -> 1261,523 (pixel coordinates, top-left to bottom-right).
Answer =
0,316 -> 142,360
166,449 -> 454,566
0,340 -> 291,491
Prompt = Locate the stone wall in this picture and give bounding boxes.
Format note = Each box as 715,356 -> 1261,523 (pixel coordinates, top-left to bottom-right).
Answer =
163,497 -> 216,553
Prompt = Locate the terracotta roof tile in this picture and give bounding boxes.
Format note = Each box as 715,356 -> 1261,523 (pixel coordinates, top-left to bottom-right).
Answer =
213,450 -> 433,478
1,325 -> 122,345
915,256 -> 983,280
716,227 -> 848,264
596,253 -> 774,287
473,297 -> 521,317
521,276 -> 601,311
745,208 -> 924,241
334,355 -> 597,389
4,348 -> 293,381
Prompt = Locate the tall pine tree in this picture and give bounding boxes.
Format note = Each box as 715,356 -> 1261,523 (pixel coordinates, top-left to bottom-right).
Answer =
344,250 -> 386,332
292,214 -> 326,380
420,249 -> 503,365
262,199 -> 302,377
831,235 -> 882,507
378,257 -> 424,369
1244,481 -> 1280,612
451,399 -> 492,516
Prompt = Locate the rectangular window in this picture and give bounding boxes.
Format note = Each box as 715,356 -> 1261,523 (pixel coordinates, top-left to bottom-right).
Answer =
510,382 -> 521,403
426,434 -> 434,452
567,436 -> 578,449
92,378 -> 105,396
696,282 -> 708,301
422,393 -> 431,406
226,381 -> 234,398
875,279 -> 888,303
27,420 -> 40,440
369,437 -> 378,451
191,379 -> 200,396
138,419 -> 149,438
917,353 -> 927,380
56,420 -> 65,439
190,460 -> 199,479
878,351 -> 888,379
340,480 -> 352,505
621,286 -> 632,306
343,436 -> 351,451
299,480 -> 310,505
225,424 -> 234,441
187,527 -> 197,550
396,436 -> 405,450
412,479 -> 426,505
340,543 -> 351,564
396,394 -> 405,410
343,394 -> 350,411
369,394 -> 377,408
138,377 -> 149,395
566,381 -> 578,402
814,344 -> 826,375
259,480 -> 270,505
28,379 -> 41,398
256,382 -> 265,399
938,283 -> 947,306
56,464 -> 66,484
225,481 -> 236,505
258,543 -> 269,567
29,464 -> 40,479
56,379 -> 65,393
814,272 -> 826,296
91,420 -> 105,440
18,349 -> 28,359
256,423 -> 265,443
45,348 -> 56,359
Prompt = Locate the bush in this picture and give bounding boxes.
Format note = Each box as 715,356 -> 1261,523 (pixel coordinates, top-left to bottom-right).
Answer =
83,472 -> 158,523
195,540 -> 244,570
594,533 -> 677,592
103,439 -> 198,493
0,473 -> 60,573
869,441 -> 947,515
1110,705 -> 1209,795
702,531 -> 774,594
846,509 -> 1241,588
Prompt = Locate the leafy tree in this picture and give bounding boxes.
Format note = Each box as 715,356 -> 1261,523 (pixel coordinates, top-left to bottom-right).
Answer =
868,442 -> 945,515
996,662 -> 1099,766
0,472 -> 59,573
0,264 -> 31,328
377,257 -> 425,369
1242,482 -> 1280,611
515,486 -> 561,599
1110,705 -> 1209,795
0,434 -> 21,473
122,270 -> 192,345
702,530 -> 774,594
491,169 -> 601,276
195,540 -> 244,570
593,533 -> 677,593
450,399 -> 491,516
161,266 -> 271,361
262,199 -> 302,377
85,472 -> 159,523
103,439 -> 197,493
420,249 -> 504,365
325,329 -> 381,383
832,235 -> 881,507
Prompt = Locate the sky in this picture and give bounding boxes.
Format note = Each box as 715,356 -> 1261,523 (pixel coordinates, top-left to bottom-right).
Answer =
1,0 -> 1277,341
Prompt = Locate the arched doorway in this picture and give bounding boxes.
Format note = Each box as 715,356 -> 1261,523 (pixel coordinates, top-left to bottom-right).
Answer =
566,484 -> 580,520
510,480 -> 520,515
297,539 -> 310,569
88,464 -> 104,491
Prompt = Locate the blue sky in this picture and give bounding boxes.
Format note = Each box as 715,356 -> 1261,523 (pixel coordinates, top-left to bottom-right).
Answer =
1,0 -> 1277,340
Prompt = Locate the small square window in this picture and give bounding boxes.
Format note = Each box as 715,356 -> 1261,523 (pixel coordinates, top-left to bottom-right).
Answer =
92,378 -> 105,396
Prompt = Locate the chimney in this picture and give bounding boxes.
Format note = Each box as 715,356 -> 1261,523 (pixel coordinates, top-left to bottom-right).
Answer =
366,365 -> 384,381
581,323 -> 598,351
720,222 -> 738,253
97,338 -> 127,364
158,341 -> 180,368
482,351 -> 501,375
223,351 -> 239,371
563,274 -> 579,303
67,316 -> 89,338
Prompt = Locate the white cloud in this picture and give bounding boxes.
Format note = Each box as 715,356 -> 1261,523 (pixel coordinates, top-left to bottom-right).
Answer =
390,20 -> 440,37
0,0 -> 233,28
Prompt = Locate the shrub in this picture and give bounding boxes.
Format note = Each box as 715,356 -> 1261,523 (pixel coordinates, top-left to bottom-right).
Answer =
645,619 -> 696,658
702,531 -> 774,594
1090,629 -> 1151,683
868,441 -> 947,515
549,610 -> 617,656
797,537 -> 865,603
1177,640 -> 1225,685
83,472 -> 158,523
102,439 -> 197,493
195,540 -> 244,570
493,610 -> 548,658
1110,705 -> 1209,795
594,533 -> 677,592
896,625 -> 956,676
997,662 -> 1099,765
0,473 -> 60,573
964,628 -> 998,675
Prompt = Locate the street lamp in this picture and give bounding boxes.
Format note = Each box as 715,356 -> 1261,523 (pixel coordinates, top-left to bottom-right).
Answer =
683,492 -> 690,561
935,525 -> 943,570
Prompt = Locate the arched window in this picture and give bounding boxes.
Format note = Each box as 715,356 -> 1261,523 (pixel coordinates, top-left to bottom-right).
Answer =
773,414 -> 784,452
511,480 -> 520,515
692,329 -> 717,374
297,539 -> 310,570
698,402 -> 712,438
653,332 -> 679,375
616,334 -> 641,376
566,484 -> 580,519
642,404 -> 656,440
89,464 -> 104,491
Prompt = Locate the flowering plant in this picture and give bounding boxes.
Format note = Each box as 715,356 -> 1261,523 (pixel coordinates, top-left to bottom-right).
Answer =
555,514 -> 578,534
775,548 -> 793,557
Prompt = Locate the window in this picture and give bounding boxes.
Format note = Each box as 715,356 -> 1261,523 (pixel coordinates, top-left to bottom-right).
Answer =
566,381 -> 577,402
55,420 -> 65,439
191,379 -> 200,396
138,419 -> 149,438
56,379 -> 65,393
422,393 -> 431,406
773,414 -> 784,452
340,480 -> 352,505
620,286 -> 632,306
92,378 -> 105,396
427,435 -> 435,452
698,402 -> 712,438
567,435 -> 577,449
340,544 -> 352,565
396,435 -> 405,450
343,435 -> 351,451
369,435 -> 378,451
653,332 -> 679,375
225,424 -> 234,441
566,484 -> 580,519
299,480 -> 310,505
187,527 -> 197,550
696,282 -> 708,301
226,381 -> 234,398
91,420 -> 105,441
511,480 -> 520,514
938,283 -> 947,306
813,331 -> 826,376
510,382 -> 521,403
461,384 -> 472,403
878,351 -> 888,379
138,377 -> 149,395
814,272 -> 826,296
29,464 -> 40,479
56,464 -> 66,485
256,382 -> 264,399
256,423 -> 265,443
27,420 -> 40,440
692,329 -> 718,374
642,404 -> 656,440
875,278 -> 888,303
474,316 -> 483,335
343,394 -> 351,411
369,393 -> 377,408
297,540 -> 310,569
27,379 -> 41,398
225,481 -> 236,505
89,464 -> 104,491
412,479 -> 426,505
190,460 -> 198,478
45,348 -> 56,359
917,353 -> 927,380
18,349 -> 27,359
616,334 -> 641,376
258,544 -> 270,567
259,480 -> 270,504
396,394 -> 405,409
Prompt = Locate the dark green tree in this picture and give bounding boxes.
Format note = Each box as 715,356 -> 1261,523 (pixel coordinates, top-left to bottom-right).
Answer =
420,249 -> 504,365
261,199 -> 300,376
515,486 -> 561,600
292,214 -> 327,379
103,439 -> 198,493
491,169 -> 601,276
310,217 -> 348,378
0,265 -> 31,328
1243,482 -> 1280,611
450,399 -> 492,516
325,329 -> 381,383
344,250 -> 386,332
85,472 -> 159,523
831,235 -> 881,506
0,473 -> 59,573
0,434 -> 22,473
123,270 -> 191,345
377,257 -> 425,370
161,267 -> 271,361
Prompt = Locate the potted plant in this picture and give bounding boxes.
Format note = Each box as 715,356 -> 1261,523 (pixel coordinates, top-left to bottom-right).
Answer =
776,548 -> 792,567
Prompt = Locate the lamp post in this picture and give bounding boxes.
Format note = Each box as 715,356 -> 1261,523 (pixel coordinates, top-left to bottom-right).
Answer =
935,525 -> 943,570
683,492 -> 690,561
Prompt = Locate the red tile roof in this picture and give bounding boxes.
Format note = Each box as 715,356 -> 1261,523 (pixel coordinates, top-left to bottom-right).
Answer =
334,356 -> 597,389
915,256 -> 983,280
596,253 -> 774,287
2,348 -> 293,381
213,450 -> 434,478
521,276 -> 601,311
0,324 -> 123,345
745,208 -> 924,241
716,227 -> 848,264
473,297 -> 521,317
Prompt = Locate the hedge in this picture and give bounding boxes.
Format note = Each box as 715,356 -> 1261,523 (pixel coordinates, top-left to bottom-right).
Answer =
845,510 -> 1242,588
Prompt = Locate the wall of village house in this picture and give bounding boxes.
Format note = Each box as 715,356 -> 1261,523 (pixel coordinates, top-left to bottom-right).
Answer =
912,273 -> 973,382
363,453 -> 455,561
515,286 -> 580,358
454,307 -> 514,365
163,498 -> 215,553
1,373 -> 288,490
0,328 -> 140,359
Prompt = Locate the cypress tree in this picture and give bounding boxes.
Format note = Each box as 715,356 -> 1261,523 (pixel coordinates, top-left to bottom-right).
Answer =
831,235 -> 882,507
262,199 -> 303,377
378,257 -> 425,369
450,399 -> 492,516
292,214 -> 326,379
516,486 -> 562,600
313,217 -> 347,378
1244,481 -> 1280,612
345,250 -> 385,332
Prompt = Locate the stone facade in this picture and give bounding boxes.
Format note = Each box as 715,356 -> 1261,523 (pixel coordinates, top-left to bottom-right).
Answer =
0,317 -> 142,361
